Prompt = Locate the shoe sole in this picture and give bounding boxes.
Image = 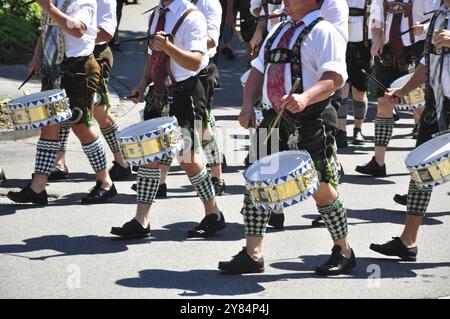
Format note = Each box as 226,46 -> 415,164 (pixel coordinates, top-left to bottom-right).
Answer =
355,168 -> 387,177
6,194 -> 48,205
81,192 -> 118,204
111,233 -> 151,240
187,223 -> 227,238
218,267 -> 265,274
369,247 -> 417,261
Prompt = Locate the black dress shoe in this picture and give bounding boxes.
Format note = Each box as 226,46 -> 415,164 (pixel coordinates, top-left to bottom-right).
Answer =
212,177 -> 226,196
353,128 -> 365,145
336,130 -> 348,148
188,212 -> 226,238
218,247 -> 264,274
393,194 -> 407,206
370,237 -> 417,261
355,157 -> 387,177
48,166 -> 69,181
311,215 -> 325,228
111,218 -> 151,239
7,185 -> 48,205
81,181 -> 117,204
109,161 -> 132,181
268,213 -> 284,229
131,165 -> 139,173
315,246 -> 356,276
0,168 -> 6,185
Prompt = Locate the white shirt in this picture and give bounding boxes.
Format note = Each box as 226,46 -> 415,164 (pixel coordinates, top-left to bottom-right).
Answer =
371,0 -> 440,46
347,0 -> 373,42
250,0 -> 284,32
50,0 -> 97,57
192,0 -> 222,58
251,10 -> 348,110
420,8 -> 450,98
321,0 -> 350,43
96,0 -> 117,45
147,0 -> 209,82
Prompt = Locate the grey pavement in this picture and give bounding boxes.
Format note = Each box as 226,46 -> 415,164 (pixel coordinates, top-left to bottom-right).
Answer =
0,1 -> 449,299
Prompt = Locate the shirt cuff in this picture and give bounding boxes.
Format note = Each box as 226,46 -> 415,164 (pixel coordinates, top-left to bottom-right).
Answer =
98,22 -> 116,37
318,62 -> 348,88
251,57 -> 264,74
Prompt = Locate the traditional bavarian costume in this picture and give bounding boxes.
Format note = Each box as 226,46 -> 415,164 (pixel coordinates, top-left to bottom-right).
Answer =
250,0 -> 284,33
219,10 -> 354,275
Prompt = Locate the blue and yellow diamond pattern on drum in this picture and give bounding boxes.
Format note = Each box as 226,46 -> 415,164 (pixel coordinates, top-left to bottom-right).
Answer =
408,153 -> 450,188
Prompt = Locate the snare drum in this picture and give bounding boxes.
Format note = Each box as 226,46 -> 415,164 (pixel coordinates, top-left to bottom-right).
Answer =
405,132 -> 450,188
117,116 -> 183,167
7,89 -> 71,131
244,150 -> 319,210
390,74 -> 425,111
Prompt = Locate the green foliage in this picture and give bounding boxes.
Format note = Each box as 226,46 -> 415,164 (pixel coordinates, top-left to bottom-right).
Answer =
0,1 -> 42,64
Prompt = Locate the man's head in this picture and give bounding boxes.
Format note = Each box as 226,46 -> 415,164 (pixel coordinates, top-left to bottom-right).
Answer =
283,0 -> 323,21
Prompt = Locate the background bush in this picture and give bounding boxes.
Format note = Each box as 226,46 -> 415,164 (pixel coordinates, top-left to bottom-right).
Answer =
0,1 -> 42,64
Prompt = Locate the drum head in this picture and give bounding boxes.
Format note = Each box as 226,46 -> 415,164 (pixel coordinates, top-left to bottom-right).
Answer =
406,133 -> 450,167
9,90 -> 64,105
245,150 -> 311,183
391,73 -> 412,88
118,117 -> 175,139
240,70 -> 251,88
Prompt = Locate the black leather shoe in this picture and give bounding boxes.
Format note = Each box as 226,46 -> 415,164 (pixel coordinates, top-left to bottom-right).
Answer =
212,177 -> 226,196
311,215 -> 325,228
370,237 -> 417,261
218,247 -> 264,274
0,168 -> 6,185
7,185 -> 48,205
81,181 -> 117,204
109,161 -> 132,181
48,166 -> 69,181
188,212 -> 226,238
393,194 -> 407,206
336,130 -> 348,148
268,213 -> 284,229
353,128 -> 365,145
355,157 -> 387,177
111,218 -> 151,239
315,246 -> 356,276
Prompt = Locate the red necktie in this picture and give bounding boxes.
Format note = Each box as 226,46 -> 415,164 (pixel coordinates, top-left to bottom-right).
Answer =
389,13 -> 404,55
150,7 -> 169,87
267,22 -> 304,110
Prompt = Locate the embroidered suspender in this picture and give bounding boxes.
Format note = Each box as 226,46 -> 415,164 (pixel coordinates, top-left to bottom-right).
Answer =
383,0 -> 415,45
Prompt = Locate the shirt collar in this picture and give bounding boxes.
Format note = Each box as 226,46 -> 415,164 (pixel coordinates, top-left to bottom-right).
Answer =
287,10 -> 321,27
160,0 -> 182,13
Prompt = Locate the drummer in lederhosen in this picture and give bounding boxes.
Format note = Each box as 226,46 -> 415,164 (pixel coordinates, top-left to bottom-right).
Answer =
50,0 -> 132,182
7,0 -> 117,205
153,0 -> 226,198
370,0 -> 450,261
336,0 -> 372,148
110,0 -> 227,239
218,0 -> 356,276
355,0 -> 439,177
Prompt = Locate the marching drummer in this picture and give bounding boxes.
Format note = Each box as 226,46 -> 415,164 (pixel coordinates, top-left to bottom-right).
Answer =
110,0 -> 227,239
218,0 -> 356,276
355,0 -> 439,178
370,0 -> 450,261
7,0 -> 117,205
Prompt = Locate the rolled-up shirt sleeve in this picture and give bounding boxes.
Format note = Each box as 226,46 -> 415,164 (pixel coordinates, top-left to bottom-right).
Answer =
250,0 -> 262,16
98,0 -> 117,37
205,0 -> 222,48
183,11 -> 208,54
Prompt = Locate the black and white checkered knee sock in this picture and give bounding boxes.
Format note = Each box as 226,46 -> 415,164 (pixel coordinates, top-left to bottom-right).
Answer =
407,180 -> 432,217
188,167 -> 215,203
317,195 -> 348,241
82,138 -> 107,172
159,155 -> 173,167
137,167 -> 161,204
58,123 -> 71,152
35,139 -> 60,176
374,117 -> 394,147
100,123 -> 120,154
202,138 -> 221,167
242,194 -> 271,237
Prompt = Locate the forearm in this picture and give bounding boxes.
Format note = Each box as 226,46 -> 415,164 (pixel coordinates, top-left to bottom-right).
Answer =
400,64 -> 426,94
242,68 -> 263,109
255,20 -> 267,37
226,0 -> 235,17
303,72 -> 342,108
165,44 -> 203,71
207,37 -> 215,49
371,27 -> 384,42
45,4 -> 86,38
139,58 -> 152,88
97,28 -> 113,43
33,34 -> 44,60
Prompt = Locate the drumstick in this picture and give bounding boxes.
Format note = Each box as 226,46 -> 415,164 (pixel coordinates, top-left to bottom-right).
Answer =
18,71 -> 35,90
242,13 -> 286,23
361,69 -> 389,93
121,33 -> 172,43
263,78 -> 301,145
400,18 -> 431,36
142,5 -> 158,15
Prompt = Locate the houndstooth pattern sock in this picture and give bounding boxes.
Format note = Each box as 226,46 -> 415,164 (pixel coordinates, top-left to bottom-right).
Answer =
407,180 -> 433,217
317,195 -> 348,241
35,139 -> 60,176
188,167 -> 215,203
242,194 -> 271,237
137,167 -> 161,204
100,123 -> 120,154
202,115 -> 222,167
58,123 -> 71,152
82,138 -> 107,172
374,117 -> 395,147
159,155 -> 173,167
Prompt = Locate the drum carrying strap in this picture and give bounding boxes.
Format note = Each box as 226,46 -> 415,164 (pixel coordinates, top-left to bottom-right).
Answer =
384,0 -> 415,45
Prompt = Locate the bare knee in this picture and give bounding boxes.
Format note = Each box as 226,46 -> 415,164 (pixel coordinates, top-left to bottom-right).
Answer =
377,97 -> 393,118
